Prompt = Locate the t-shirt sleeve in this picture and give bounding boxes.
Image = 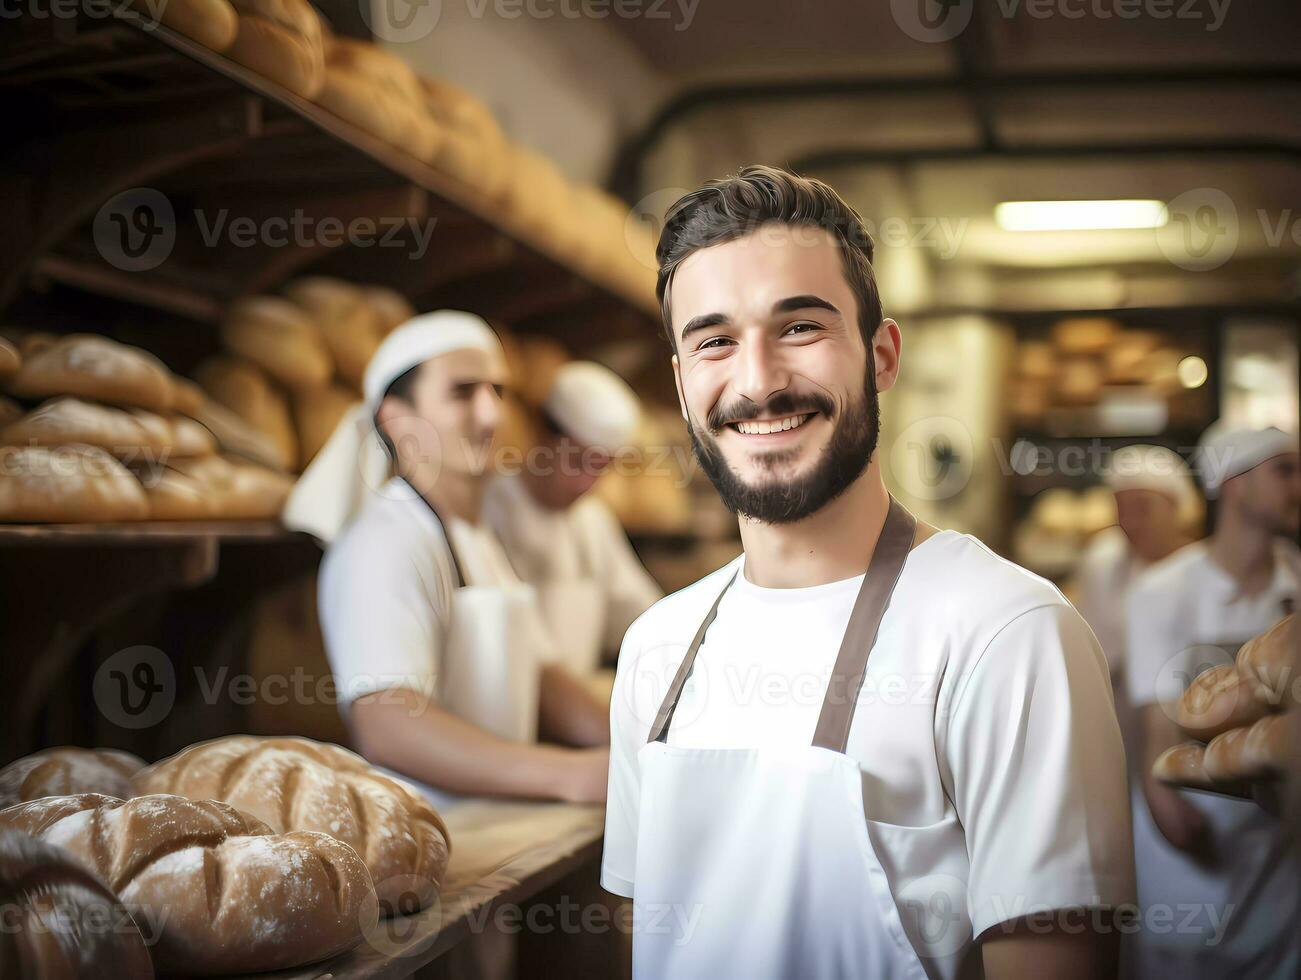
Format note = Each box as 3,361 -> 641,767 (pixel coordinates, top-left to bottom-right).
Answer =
944,602 -> 1136,938
318,528 -> 451,708
601,615 -> 650,897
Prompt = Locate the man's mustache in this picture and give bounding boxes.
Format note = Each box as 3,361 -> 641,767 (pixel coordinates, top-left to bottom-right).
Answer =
706,391 -> 836,434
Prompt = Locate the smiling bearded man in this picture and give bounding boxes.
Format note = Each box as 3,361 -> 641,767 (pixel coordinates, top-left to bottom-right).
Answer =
600,166 -> 1136,980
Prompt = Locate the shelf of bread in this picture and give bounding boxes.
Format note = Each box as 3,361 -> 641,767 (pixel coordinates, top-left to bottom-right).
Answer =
3,4 -> 659,327
0,738 -> 604,978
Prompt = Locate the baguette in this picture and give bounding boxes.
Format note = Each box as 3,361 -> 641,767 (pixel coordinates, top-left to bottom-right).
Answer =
4,334 -> 174,412
224,0 -> 324,97
1175,664 -> 1271,741
135,735 -> 450,915
0,829 -> 155,978
1151,741 -> 1215,791
0,794 -> 376,974
0,444 -> 150,522
0,397 -> 171,455
1237,614 -> 1296,704
0,747 -> 144,809
1203,726 -> 1258,783
220,297 -> 332,391
283,276 -> 382,388
1241,714 -> 1289,777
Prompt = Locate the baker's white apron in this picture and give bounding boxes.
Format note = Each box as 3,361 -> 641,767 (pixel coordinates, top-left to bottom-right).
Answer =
535,578 -> 605,677
630,498 -> 929,980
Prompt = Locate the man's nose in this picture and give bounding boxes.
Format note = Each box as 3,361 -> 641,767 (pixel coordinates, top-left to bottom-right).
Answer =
473,384 -> 502,434
732,337 -> 789,407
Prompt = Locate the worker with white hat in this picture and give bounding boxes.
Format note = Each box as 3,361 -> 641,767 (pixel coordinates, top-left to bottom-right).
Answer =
483,361 -> 663,677
282,311 -> 611,809
1123,424 -> 1300,979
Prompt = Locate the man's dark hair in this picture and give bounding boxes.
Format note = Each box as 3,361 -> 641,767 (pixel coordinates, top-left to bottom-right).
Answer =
655,165 -> 882,349
375,362 -> 422,461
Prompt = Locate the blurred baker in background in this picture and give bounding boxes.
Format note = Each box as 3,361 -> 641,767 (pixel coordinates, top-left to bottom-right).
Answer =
483,361 -> 663,678
283,311 -> 610,808
1075,444 -> 1199,757
1124,424 -> 1300,979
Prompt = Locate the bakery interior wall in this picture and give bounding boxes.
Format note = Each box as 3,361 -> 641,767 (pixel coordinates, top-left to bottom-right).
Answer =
2,0 -> 1300,758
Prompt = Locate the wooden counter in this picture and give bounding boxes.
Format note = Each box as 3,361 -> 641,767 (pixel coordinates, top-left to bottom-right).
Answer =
253,800 -> 608,980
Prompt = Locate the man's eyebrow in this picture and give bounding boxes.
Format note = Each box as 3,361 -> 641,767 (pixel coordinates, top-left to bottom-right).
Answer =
679,312 -> 730,342
773,295 -> 841,317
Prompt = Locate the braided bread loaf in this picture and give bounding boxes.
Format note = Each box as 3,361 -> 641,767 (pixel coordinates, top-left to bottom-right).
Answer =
0,794 -> 375,974
134,735 -> 450,915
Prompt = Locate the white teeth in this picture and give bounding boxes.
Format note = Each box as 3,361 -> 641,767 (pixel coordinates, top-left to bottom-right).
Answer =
735,414 -> 812,435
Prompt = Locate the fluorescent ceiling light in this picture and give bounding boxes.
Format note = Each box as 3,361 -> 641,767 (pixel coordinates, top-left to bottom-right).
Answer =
995,200 -> 1169,231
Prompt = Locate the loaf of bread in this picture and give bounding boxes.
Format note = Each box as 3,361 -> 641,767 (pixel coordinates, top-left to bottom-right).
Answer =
1176,664 -> 1272,741
132,462 -> 216,520
420,77 -> 509,197
1241,714 -> 1289,776
0,747 -> 144,809
1237,614 -> 1296,701
502,144 -> 573,252
0,336 -> 19,379
0,829 -> 155,979
0,794 -> 375,974
129,0 -> 238,50
224,0 -> 324,97
167,455 -> 292,519
135,735 -> 451,915
314,39 -> 440,161
4,334 -> 174,412
195,355 -> 297,470
293,383 -> 358,468
1151,742 -> 1216,790
0,445 -> 150,522
283,277 -> 382,388
1203,726 -> 1256,782
220,297 -> 332,391
0,396 -> 21,428
0,398 -> 164,455
363,285 -> 415,335
171,377 -> 206,417
1052,317 -> 1118,354
170,415 -> 217,458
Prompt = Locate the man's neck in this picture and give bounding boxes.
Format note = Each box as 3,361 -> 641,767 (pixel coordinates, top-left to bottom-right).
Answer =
738,462 -> 892,588
402,463 -> 483,525
1207,509 -> 1277,597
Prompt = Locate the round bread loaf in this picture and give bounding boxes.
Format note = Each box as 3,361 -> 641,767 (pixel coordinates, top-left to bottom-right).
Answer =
0,444 -> 150,522
195,355 -> 297,470
4,334 -> 174,412
1,398 -> 169,455
1203,726 -> 1257,783
1241,714 -> 1289,777
362,285 -> 415,335
170,377 -> 206,417
0,747 -> 145,810
0,829 -> 154,979
1237,614 -> 1296,703
135,735 -> 451,915
282,277 -> 382,388
1151,742 -> 1215,790
293,383 -> 358,468
224,0 -> 324,97
129,0 -> 238,50
0,336 -> 19,379
0,794 -> 376,974
1176,664 -> 1272,741
220,297 -> 332,391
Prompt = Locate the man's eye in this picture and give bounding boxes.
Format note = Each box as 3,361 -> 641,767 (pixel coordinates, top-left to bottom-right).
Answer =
786,321 -> 820,335
698,337 -> 733,350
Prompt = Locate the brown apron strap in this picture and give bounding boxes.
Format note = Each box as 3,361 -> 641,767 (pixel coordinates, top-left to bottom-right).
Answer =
402,477 -> 468,589
647,570 -> 737,744
646,497 -> 918,751
811,497 -> 916,752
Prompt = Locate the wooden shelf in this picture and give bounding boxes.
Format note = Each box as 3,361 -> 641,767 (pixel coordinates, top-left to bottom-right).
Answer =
0,11 -> 659,342
0,520 -> 301,545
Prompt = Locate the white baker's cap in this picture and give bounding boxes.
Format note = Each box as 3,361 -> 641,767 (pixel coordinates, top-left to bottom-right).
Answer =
364,310 -> 505,413
1195,423 -> 1299,497
1105,444 -> 1200,522
542,361 -> 641,454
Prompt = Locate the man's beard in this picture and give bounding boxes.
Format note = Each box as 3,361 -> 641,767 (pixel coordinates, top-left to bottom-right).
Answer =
688,372 -> 881,525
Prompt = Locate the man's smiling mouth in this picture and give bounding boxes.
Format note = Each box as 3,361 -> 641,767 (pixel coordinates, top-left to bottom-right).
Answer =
727,413 -> 816,435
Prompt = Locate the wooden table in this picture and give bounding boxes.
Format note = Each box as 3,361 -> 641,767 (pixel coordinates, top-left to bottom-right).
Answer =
250,800 -> 609,980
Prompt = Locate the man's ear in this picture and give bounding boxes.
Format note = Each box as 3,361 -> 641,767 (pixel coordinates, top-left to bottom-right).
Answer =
872,318 -> 903,394
671,354 -> 689,422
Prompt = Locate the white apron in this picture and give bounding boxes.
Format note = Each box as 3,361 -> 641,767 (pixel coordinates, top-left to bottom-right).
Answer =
631,499 -> 930,980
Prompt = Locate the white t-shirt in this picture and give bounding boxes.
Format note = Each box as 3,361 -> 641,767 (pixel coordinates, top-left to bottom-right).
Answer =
482,474 -> 664,652
603,529 -> 1136,953
318,477 -> 552,708
1122,537 -> 1299,978
1075,525 -> 1147,675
